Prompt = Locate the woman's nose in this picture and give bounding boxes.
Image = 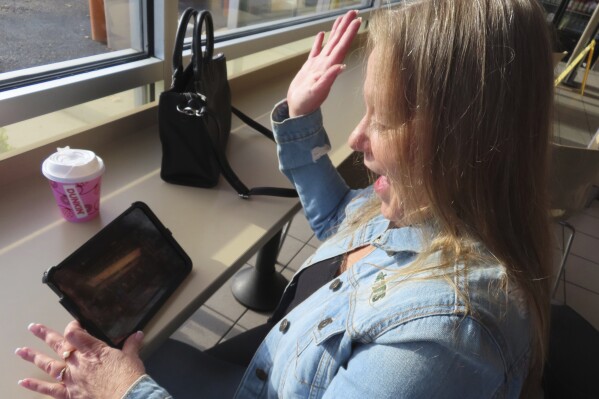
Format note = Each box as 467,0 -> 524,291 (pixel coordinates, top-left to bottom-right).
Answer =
348,118 -> 369,153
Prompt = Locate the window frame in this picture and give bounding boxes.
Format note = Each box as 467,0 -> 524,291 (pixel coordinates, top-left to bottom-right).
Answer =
0,0 -> 388,129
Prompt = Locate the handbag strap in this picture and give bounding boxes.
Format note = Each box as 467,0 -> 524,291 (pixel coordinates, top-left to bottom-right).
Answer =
172,8 -> 198,87
232,107 -> 275,142
199,105 -> 298,199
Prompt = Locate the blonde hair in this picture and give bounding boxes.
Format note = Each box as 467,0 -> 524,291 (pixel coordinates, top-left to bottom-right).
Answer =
348,0 -> 554,387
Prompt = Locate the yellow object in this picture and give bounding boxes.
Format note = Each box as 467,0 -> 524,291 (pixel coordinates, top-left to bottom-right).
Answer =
580,41 -> 595,96
554,40 -> 595,97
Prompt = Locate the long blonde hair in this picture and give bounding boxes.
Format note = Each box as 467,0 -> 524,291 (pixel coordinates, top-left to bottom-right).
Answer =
353,0 -> 554,386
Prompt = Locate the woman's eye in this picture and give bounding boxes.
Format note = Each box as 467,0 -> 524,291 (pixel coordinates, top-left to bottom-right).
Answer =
370,121 -> 389,133
369,121 -> 381,130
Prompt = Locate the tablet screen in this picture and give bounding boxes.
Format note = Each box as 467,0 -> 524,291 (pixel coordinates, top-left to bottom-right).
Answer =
46,203 -> 191,347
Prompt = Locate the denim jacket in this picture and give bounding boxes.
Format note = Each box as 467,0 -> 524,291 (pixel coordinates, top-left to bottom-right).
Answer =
125,101 -> 532,398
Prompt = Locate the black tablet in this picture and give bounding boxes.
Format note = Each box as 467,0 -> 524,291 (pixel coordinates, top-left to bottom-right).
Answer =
43,201 -> 192,348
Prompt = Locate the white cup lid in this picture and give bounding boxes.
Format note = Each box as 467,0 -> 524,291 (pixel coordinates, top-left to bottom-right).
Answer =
42,146 -> 105,183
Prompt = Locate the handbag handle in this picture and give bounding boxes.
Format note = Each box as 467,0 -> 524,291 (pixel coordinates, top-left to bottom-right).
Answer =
172,8 -> 198,86
192,10 -> 215,94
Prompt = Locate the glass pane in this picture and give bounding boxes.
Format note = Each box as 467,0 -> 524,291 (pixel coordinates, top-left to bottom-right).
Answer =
0,0 -> 145,74
179,0 -> 372,36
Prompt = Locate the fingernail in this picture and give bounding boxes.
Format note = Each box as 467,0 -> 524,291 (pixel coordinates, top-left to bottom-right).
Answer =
136,331 -> 144,341
27,323 -> 41,334
14,348 -> 21,355
340,64 -> 347,70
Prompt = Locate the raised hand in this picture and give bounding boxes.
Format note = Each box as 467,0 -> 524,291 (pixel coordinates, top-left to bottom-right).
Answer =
287,10 -> 361,117
15,321 -> 145,399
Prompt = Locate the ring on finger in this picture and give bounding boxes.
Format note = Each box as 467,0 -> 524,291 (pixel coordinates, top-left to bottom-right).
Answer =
56,366 -> 67,382
62,349 -> 75,360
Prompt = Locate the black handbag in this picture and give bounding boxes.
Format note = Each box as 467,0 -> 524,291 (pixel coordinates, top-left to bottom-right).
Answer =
158,8 -> 297,199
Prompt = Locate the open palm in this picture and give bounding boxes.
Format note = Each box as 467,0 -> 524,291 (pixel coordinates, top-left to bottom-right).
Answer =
287,10 -> 361,117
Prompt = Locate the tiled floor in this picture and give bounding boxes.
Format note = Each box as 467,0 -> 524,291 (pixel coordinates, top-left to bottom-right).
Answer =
171,213 -> 320,350
172,64 -> 599,351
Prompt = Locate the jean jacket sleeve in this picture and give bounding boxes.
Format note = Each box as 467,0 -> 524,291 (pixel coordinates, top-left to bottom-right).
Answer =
121,375 -> 172,399
271,100 -> 365,240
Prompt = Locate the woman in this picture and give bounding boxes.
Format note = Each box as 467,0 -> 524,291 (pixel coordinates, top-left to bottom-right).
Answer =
16,1 -> 554,397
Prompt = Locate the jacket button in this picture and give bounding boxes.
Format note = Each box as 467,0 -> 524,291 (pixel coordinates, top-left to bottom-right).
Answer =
318,317 -> 333,330
329,278 -> 342,291
279,319 -> 290,333
255,368 -> 268,381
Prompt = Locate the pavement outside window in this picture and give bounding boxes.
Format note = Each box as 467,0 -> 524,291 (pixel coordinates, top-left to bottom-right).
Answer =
0,0 -> 216,73
0,0 -> 110,73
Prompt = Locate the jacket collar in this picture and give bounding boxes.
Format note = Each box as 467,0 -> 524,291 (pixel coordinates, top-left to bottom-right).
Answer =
310,214 -> 431,266
372,218 -> 429,254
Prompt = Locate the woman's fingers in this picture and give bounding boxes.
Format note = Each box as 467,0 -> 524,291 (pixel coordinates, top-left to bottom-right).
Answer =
323,12 -> 351,54
121,330 -> 145,357
323,10 -> 360,58
17,320 -> 146,399
286,10 -> 360,117
330,11 -> 343,34
15,347 -> 65,381
24,322 -> 76,380
309,31 -> 325,58
28,323 -> 75,357
310,10 -> 360,60
63,320 -> 104,354
332,17 -> 361,58
324,18 -> 361,62
18,378 -> 68,399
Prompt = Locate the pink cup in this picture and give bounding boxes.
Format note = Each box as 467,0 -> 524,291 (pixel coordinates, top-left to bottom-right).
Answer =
42,147 -> 105,222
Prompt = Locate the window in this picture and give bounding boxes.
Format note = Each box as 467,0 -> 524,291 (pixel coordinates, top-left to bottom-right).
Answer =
0,0 -> 161,160
0,0 -> 148,75
180,0 -> 370,35
0,0 -> 396,159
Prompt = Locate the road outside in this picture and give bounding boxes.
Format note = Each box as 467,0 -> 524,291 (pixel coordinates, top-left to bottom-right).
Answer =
0,0 -> 216,74
0,0 -> 111,73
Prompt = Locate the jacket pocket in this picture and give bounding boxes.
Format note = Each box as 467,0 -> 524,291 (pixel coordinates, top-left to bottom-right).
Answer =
292,325 -> 346,391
